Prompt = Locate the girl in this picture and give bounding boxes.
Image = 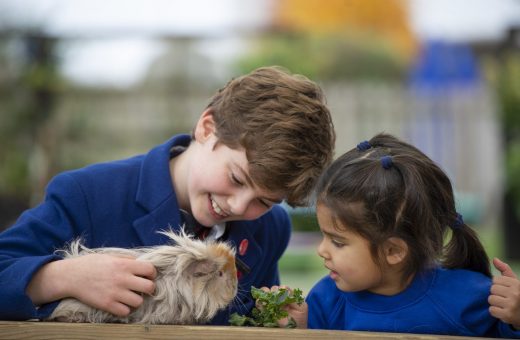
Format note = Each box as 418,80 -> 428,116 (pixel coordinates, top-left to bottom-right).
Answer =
280,133 -> 520,337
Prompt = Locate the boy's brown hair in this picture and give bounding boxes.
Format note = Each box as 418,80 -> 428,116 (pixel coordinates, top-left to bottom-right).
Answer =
206,66 -> 335,207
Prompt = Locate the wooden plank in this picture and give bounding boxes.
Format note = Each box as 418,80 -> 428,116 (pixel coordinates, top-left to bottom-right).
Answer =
0,321 -> 492,340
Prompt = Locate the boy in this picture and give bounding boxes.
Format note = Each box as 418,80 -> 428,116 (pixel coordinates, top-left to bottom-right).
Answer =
0,66 -> 336,324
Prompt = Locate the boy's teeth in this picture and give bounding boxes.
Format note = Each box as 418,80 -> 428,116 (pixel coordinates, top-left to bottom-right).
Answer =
212,198 -> 224,216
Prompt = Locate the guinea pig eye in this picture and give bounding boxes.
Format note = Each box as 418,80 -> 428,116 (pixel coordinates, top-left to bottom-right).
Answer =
218,271 -> 223,277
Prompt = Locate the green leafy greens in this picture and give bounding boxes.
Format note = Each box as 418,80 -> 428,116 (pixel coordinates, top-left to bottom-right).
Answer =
229,286 -> 304,328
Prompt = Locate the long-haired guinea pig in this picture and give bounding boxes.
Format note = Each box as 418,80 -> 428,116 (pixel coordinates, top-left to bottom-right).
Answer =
45,229 -> 238,324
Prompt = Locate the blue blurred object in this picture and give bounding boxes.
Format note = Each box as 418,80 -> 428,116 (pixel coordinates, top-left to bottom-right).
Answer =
409,40 -> 481,91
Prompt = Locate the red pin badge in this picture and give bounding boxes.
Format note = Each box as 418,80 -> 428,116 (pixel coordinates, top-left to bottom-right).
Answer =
239,239 -> 249,256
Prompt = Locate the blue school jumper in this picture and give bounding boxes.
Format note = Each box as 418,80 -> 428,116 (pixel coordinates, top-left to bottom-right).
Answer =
307,267 -> 520,338
0,134 -> 291,324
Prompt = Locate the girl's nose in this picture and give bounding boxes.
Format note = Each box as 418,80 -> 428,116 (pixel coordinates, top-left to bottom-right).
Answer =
316,238 -> 328,259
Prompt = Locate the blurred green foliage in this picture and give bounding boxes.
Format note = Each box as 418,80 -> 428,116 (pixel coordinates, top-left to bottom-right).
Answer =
236,33 -> 409,81
279,249 -> 322,271
496,53 -> 520,217
0,34 -> 62,228
481,48 -> 520,259
0,35 -> 61,194
506,142 -> 520,219
290,211 -> 319,232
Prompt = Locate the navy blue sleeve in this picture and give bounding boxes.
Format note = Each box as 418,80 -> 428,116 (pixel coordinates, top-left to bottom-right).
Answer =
0,172 -> 91,320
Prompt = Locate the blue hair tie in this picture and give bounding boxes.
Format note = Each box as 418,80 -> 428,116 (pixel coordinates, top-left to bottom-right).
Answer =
357,140 -> 371,151
452,213 -> 464,230
381,156 -> 393,169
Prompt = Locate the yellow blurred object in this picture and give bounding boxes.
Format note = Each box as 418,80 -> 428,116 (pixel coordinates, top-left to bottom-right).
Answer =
273,0 -> 417,59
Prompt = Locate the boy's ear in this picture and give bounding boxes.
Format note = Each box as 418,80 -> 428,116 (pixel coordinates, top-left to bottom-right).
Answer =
194,108 -> 216,142
383,237 -> 408,266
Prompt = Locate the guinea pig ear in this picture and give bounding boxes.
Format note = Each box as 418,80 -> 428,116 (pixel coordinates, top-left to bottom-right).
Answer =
188,259 -> 218,277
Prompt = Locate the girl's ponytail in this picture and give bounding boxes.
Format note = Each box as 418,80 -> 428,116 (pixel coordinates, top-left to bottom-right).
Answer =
442,213 -> 491,278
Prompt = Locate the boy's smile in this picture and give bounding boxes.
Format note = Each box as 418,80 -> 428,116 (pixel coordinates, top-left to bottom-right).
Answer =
209,194 -> 230,219
170,110 -> 284,227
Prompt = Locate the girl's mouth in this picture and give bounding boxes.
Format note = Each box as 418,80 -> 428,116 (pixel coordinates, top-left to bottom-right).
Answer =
329,270 -> 339,280
325,265 -> 339,280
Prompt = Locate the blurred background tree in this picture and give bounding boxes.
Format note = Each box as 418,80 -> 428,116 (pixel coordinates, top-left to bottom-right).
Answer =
488,28 -> 520,259
0,32 -> 63,226
237,33 -> 409,82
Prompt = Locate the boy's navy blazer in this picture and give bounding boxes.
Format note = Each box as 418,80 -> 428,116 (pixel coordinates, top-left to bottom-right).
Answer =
0,134 -> 291,323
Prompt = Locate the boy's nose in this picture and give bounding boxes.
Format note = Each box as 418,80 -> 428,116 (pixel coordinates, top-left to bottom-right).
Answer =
230,201 -> 248,216
228,193 -> 252,216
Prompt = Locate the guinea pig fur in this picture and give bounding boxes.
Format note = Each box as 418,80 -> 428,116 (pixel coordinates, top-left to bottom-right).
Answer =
45,229 -> 238,324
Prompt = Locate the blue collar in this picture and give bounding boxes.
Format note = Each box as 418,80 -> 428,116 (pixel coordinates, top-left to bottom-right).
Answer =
347,268 -> 437,312
132,134 -> 191,245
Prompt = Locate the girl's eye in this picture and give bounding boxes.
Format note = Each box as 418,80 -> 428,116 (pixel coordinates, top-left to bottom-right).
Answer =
331,239 -> 345,248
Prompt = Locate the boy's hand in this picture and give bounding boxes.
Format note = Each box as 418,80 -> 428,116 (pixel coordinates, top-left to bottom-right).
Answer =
259,285 -> 308,328
27,254 -> 156,317
488,258 -> 520,330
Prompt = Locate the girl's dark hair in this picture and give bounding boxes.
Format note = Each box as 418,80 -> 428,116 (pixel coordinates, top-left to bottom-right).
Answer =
315,133 -> 491,281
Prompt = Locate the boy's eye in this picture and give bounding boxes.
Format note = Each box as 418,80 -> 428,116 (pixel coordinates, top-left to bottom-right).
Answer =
231,173 -> 243,186
258,199 -> 272,209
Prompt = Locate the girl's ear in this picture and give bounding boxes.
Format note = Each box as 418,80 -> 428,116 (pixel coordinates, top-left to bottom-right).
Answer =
194,108 -> 216,142
384,237 -> 408,265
